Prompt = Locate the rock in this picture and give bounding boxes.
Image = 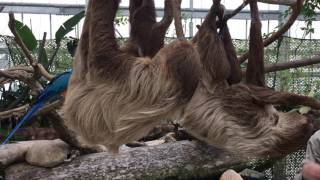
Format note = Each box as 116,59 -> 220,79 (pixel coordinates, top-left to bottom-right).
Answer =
25,139 -> 70,168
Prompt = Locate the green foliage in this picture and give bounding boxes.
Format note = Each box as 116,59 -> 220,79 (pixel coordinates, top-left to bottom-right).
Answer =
300,0 -> 319,36
38,43 -> 49,68
278,0 -> 320,36
115,10 -> 129,26
14,20 -> 37,51
55,11 -> 85,45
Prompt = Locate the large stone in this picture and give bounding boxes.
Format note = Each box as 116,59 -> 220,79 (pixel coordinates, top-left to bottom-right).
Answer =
25,139 -> 70,168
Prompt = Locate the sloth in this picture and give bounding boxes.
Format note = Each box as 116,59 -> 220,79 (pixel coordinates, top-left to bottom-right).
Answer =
63,0 -> 320,157
63,0 -> 201,153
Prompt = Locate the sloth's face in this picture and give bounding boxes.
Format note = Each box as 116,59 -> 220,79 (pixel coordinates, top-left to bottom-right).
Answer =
269,111 -> 314,156
182,85 -> 315,157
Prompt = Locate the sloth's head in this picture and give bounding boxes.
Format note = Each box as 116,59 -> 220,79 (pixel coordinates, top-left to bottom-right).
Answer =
266,111 -> 314,155
183,84 -> 315,157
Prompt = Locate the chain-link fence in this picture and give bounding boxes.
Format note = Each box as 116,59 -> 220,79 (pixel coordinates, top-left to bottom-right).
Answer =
1,36 -> 320,179
233,37 -> 320,180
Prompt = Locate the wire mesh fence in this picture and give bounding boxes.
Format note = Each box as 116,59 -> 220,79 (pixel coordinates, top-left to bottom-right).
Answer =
1,36 -> 320,179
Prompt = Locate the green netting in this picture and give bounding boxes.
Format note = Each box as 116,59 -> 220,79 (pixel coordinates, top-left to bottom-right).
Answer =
2,36 -> 320,179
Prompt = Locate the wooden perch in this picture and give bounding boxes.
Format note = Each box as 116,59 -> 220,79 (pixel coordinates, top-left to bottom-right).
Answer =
4,140 -> 264,180
257,0 -> 297,6
35,64 -> 55,80
0,68 -> 43,93
0,104 -> 29,120
0,100 -> 62,120
264,55 -> 320,73
239,0 -> 304,63
223,0 -> 296,22
223,1 -> 249,21
240,55 -> 320,75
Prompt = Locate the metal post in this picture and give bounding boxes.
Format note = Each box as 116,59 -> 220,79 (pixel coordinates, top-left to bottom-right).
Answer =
189,0 -> 194,38
49,14 -> 52,39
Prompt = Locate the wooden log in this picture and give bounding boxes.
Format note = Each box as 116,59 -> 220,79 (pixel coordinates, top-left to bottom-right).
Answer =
5,141 -> 257,180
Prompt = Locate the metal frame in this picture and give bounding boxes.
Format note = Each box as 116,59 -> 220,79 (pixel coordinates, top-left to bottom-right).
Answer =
1,2 -> 319,20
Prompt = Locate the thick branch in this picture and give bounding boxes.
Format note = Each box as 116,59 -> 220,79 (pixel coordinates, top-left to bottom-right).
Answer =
8,13 -> 36,67
265,55 -> 320,73
36,64 -> 54,80
0,104 -> 29,120
223,1 -> 249,21
223,0 -> 296,22
4,141 -> 266,180
0,68 -> 43,93
240,55 -> 320,75
257,0 -> 297,6
239,0 -> 304,63
0,100 -> 62,120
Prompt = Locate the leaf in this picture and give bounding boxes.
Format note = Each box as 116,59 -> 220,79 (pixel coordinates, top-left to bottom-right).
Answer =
299,87 -> 316,114
14,20 -> 37,51
55,11 -> 85,45
38,46 -> 49,68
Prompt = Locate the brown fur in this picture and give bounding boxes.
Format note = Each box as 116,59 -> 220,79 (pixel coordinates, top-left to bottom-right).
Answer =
121,0 -> 173,58
182,1 -> 317,157
246,1 -> 265,86
63,0 -> 200,152
220,22 -> 242,84
63,0 -> 319,157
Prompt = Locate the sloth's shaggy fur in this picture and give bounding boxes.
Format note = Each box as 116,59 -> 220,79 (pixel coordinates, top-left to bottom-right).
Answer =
63,0 -> 320,156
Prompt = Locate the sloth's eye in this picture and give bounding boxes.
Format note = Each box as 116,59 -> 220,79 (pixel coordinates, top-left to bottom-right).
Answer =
273,114 -> 279,125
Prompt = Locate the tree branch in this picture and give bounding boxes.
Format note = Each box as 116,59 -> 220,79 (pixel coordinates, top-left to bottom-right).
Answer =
0,66 -> 33,85
257,0 -> 297,6
36,64 -> 54,80
8,13 -> 36,67
8,13 -> 53,81
223,0 -> 296,22
223,0 -> 249,21
0,104 -> 29,120
4,140 -> 272,180
239,0 -> 304,63
0,100 -> 62,120
265,55 -> 320,73
0,68 -> 43,94
240,55 -> 320,75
